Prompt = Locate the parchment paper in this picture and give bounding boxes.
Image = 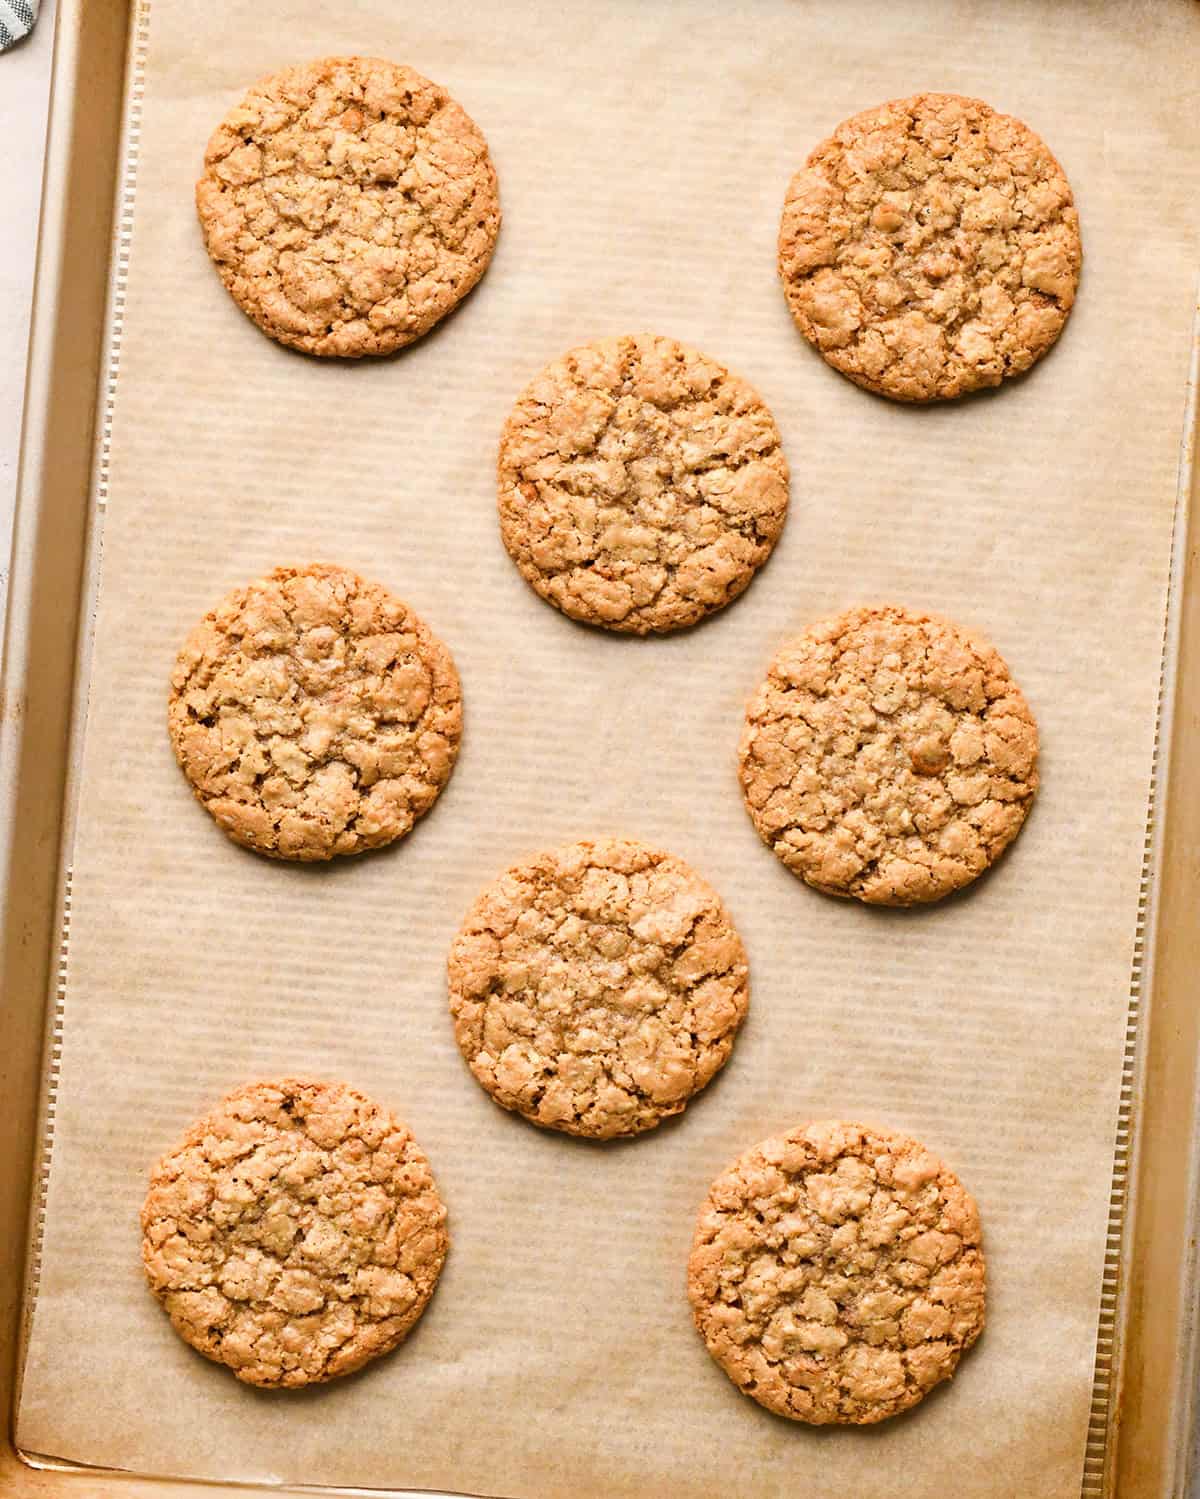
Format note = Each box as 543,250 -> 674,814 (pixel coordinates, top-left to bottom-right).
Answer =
15,2 -> 1200,1495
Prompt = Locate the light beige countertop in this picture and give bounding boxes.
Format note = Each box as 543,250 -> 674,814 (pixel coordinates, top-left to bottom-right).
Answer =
0,0 -> 55,622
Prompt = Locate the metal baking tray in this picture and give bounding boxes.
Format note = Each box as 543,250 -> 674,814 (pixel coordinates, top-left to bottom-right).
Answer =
1,2 -> 1198,1495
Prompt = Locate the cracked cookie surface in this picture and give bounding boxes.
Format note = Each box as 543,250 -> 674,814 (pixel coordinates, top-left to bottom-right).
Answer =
140,1078 -> 449,1388
778,92 -> 1081,401
497,334 -> 789,634
168,563 -> 462,861
738,604 -> 1038,905
196,56 -> 500,356
448,838 -> 749,1138
688,1120 -> 985,1424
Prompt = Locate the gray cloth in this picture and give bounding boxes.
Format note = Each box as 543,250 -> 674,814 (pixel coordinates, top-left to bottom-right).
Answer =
0,0 -> 38,50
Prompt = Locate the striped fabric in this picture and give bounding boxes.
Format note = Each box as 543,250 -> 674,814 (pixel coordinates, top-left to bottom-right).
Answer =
0,0 -> 38,51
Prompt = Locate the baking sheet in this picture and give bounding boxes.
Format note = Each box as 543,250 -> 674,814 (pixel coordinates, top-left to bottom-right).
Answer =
14,2 -> 1200,1496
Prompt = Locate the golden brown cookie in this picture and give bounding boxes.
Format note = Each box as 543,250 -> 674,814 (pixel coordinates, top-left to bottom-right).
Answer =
196,56 -> 500,356
140,1078 -> 449,1388
738,604 -> 1037,905
688,1120 -> 985,1424
168,563 -> 462,861
778,93 -> 1081,401
497,334 -> 789,634
447,837 -> 749,1138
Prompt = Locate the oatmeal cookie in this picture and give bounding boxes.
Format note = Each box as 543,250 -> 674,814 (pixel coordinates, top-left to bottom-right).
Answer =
168,563 -> 462,860
738,604 -> 1038,904
778,93 -> 1081,400
141,1078 -> 448,1388
197,56 -> 500,355
688,1120 -> 985,1423
448,837 -> 749,1137
498,334 -> 788,633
